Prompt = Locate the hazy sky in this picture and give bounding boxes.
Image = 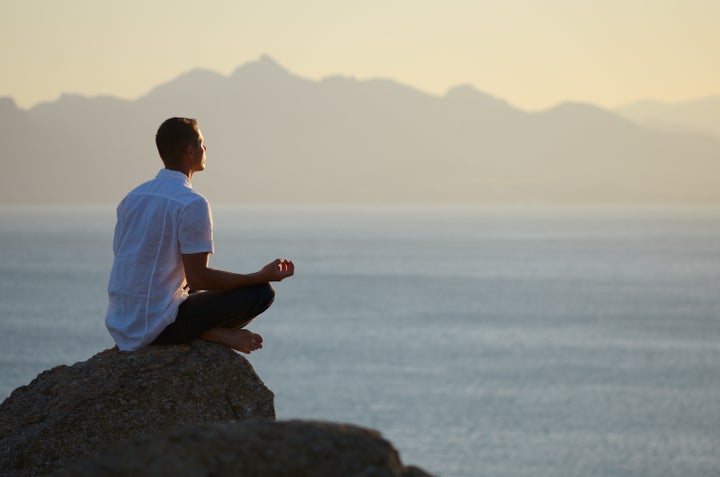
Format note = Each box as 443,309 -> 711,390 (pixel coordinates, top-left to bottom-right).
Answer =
1,0 -> 718,111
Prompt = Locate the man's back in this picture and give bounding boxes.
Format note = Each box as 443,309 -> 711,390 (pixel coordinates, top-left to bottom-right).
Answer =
105,169 -> 213,351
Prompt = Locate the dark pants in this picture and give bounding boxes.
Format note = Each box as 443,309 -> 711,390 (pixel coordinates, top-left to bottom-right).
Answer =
152,283 -> 275,345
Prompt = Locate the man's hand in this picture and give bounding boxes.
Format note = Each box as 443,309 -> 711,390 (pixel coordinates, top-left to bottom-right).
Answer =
182,253 -> 294,290
259,258 -> 295,282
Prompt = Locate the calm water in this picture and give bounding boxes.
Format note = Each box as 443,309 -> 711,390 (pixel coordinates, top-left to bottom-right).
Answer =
1,205 -> 719,477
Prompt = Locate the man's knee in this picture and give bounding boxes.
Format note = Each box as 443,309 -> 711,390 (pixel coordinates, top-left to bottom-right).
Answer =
259,282 -> 276,307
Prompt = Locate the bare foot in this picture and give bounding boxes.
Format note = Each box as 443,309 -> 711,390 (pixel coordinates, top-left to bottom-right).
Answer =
200,327 -> 263,354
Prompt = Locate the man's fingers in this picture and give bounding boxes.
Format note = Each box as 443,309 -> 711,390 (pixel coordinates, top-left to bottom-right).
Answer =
265,258 -> 294,280
275,258 -> 294,274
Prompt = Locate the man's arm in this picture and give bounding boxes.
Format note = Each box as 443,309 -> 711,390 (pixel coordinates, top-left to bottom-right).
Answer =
182,253 -> 294,291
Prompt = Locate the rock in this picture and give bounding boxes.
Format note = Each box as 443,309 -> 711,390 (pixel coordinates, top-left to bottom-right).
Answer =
0,341 -> 274,477
48,419 -> 438,477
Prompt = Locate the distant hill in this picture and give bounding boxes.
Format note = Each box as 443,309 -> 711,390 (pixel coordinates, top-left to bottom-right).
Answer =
616,96 -> 720,139
2,55 -> 719,205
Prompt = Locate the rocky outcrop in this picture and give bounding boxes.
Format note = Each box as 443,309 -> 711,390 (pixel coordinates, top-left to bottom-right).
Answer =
0,341 -> 438,477
48,419 -> 437,477
0,341 -> 274,477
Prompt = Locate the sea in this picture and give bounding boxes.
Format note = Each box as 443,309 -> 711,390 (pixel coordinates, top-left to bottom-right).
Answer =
1,204 -> 719,477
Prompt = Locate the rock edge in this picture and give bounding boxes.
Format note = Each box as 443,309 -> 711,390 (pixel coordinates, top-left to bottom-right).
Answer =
48,419 -> 437,477
0,341 -> 274,477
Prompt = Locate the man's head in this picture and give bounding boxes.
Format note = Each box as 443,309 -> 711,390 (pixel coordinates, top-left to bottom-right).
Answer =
155,117 -> 206,172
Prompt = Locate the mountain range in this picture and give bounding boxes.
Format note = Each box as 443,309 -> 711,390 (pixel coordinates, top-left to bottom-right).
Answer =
615,96 -> 720,140
2,55 -> 719,205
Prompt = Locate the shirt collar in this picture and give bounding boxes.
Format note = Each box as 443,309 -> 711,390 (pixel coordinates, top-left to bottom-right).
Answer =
156,168 -> 192,187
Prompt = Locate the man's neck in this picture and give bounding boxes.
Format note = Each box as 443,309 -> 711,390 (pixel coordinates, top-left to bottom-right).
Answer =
165,165 -> 193,181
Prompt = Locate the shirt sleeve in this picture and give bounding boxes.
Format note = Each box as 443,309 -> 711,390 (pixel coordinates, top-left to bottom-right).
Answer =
178,197 -> 214,254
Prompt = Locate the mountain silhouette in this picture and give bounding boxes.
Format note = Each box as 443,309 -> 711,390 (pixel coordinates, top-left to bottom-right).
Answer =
616,96 -> 720,140
2,56 -> 719,205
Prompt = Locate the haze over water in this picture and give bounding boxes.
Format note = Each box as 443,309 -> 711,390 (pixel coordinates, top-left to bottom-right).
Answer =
1,205 -> 719,477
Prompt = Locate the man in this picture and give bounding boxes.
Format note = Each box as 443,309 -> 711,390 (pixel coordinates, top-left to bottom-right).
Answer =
105,117 -> 294,353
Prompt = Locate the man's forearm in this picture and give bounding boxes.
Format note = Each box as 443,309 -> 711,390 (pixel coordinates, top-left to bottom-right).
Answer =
183,253 -> 294,290
186,267 -> 265,291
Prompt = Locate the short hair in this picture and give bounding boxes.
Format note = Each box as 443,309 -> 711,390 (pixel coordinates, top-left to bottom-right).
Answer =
155,117 -> 200,166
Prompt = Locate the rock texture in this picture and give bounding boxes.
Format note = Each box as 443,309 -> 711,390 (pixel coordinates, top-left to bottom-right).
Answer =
0,341 -> 274,477
48,419 -> 436,477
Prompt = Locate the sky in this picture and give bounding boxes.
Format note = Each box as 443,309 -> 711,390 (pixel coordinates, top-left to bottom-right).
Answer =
1,0 -> 718,111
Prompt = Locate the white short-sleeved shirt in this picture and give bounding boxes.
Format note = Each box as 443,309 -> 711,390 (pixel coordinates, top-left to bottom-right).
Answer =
105,169 -> 214,351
